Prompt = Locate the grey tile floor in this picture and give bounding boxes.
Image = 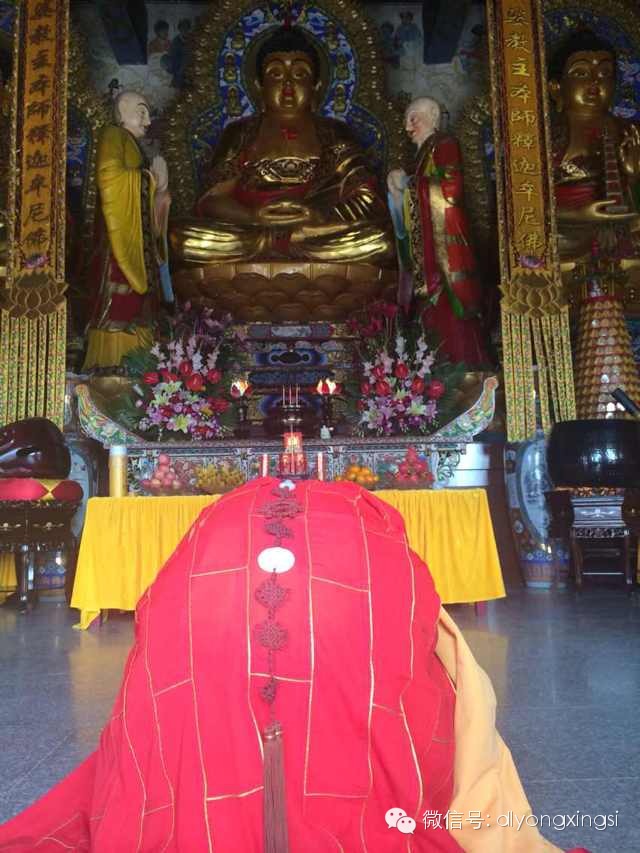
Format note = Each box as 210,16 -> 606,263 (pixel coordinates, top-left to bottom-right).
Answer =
1,587 -> 639,852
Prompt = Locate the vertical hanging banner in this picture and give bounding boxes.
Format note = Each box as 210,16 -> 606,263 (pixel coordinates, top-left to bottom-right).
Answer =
0,0 -> 68,427
487,0 -> 576,441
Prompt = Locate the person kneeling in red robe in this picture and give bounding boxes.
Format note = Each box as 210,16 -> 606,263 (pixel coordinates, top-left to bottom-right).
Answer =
0,479 -> 590,852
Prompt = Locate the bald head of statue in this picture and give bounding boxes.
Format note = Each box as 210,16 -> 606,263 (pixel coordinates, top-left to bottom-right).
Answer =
114,91 -> 152,140
404,96 -> 442,148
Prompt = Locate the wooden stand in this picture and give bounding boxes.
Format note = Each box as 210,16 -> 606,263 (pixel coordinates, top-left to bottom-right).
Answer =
0,500 -> 81,612
547,489 -> 639,591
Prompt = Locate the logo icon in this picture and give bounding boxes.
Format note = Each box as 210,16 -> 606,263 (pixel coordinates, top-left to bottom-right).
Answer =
385,808 -> 417,834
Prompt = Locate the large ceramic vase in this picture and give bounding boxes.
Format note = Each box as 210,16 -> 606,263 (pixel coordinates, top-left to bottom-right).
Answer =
504,435 -> 570,589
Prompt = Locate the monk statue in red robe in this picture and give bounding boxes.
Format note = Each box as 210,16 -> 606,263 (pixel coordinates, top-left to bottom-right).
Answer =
0,479 -> 589,853
388,97 -> 489,366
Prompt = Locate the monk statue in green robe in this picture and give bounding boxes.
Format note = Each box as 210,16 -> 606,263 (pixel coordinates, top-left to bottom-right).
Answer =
170,27 -> 394,266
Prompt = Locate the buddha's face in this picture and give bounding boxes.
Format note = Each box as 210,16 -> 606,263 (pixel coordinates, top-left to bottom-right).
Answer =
259,50 -> 317,115
555,50 -> 615,115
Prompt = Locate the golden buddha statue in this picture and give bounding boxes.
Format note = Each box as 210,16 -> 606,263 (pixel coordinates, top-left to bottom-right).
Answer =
548,31 -> 640,419
170,27 -> 394,267
548,30 -> 640,266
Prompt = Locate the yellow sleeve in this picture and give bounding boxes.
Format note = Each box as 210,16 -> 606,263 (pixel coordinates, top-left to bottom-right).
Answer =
97,125 -> 153,296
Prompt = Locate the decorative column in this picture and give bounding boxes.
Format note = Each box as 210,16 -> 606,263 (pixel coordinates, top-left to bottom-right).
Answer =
571,263 -> 640,418
0,0 -> 69,428
487,0 -> 576,441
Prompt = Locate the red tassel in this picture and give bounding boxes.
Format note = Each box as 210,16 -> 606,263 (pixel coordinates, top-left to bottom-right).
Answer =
263,721 -> 289,853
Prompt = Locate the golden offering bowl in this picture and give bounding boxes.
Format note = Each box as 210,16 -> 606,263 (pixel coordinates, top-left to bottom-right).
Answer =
88,375 -> 135,410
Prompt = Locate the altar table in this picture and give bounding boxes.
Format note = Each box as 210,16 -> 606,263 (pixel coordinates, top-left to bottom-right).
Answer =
71,488 -> 505,629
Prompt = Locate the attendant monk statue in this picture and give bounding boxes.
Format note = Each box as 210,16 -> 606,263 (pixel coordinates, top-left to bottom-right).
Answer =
84,91 -> 172,371
548,30 -> 640,267
387,97 -> 489,365
170,27 -> 394,265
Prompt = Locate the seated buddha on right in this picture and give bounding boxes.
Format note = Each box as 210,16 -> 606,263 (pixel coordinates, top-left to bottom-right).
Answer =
548,29 -> 640,267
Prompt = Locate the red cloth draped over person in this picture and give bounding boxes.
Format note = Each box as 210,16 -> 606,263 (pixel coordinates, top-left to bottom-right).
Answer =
0,479 -> 588,853
388,97 -> 489,366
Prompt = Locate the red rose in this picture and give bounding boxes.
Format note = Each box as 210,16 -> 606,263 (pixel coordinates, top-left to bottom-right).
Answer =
206,368 -> 222,384
143,371 -> 159,385
394,362 -> 409,380
361,381 -> 371,395
427,379 -> 445,400
185,373 -> 204,392
356,400 -> 366,411
380,302 -> 399,319
211,398 -> 229,413
160,369 -> 179,383
179,360 -> 193,377
375,380 -> 391,396
372,365 -> 386,380
411,377 -> 425,395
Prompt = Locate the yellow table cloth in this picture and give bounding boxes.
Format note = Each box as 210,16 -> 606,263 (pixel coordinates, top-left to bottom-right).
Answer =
71,489 -> 505,629
0,554 -> 16,603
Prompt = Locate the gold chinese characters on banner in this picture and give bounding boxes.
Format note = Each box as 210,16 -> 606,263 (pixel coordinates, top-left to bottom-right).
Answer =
0,0 -> 68,427
488,0 -> 575,441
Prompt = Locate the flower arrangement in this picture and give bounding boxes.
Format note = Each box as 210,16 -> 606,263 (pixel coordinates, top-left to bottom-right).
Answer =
120,304 -> 247,441
347,302 -> 460,437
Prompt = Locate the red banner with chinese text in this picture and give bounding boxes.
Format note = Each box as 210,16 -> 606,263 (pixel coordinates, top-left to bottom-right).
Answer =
487,0 -> 575,441
4,0 -> 68,317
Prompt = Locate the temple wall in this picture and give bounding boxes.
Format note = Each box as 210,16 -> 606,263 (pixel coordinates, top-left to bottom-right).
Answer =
71,0 -> 485,124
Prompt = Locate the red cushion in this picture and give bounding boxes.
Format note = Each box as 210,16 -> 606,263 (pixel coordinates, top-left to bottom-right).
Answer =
0,478 -> 83,502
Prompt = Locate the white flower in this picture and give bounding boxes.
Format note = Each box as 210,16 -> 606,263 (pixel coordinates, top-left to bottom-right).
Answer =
381,353 -> 393,373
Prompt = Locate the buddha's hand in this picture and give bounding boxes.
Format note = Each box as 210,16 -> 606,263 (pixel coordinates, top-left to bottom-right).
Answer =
257,200 -> 317,226
558,199 -> 640,223
619,124 -> 640,178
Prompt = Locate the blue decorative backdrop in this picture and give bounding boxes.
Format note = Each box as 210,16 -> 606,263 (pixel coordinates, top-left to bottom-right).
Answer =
0,3 -> 14,37
189,3 -> 386,192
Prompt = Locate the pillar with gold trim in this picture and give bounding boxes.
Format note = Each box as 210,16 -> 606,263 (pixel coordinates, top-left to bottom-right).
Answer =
487,0 -> 576,442
0,0 -> 69,428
